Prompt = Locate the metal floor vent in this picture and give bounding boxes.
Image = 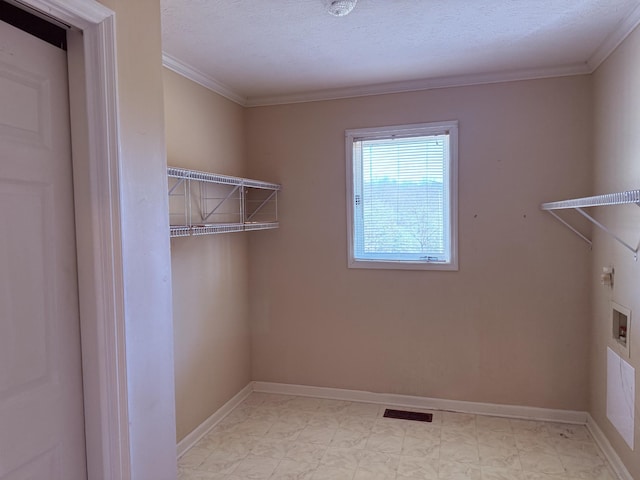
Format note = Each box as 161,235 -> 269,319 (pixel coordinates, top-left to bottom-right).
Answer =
383,409 -> 433,422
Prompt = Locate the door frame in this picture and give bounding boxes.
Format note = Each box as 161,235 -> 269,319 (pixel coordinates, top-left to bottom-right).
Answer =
16,1 -> 131,478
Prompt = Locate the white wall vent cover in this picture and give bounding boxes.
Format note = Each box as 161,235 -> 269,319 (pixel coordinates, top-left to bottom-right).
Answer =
607,347 -> 635,449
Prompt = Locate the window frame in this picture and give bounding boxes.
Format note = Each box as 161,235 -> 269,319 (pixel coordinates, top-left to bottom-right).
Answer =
345,120 -> 459,271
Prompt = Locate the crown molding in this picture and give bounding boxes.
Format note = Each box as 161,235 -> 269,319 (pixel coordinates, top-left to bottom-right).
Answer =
162,53 -> 247,106
162,51 -> 591,108
587,3 -> 640,71
162,5 -> 640,107
245,63 -> 591,107
164,11 -> 640,109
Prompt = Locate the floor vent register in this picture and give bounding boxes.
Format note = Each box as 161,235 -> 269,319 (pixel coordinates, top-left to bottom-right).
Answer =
383,408 -> 433,422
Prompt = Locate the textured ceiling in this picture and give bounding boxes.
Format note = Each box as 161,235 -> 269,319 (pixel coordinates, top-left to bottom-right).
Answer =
161,0 -> 640,105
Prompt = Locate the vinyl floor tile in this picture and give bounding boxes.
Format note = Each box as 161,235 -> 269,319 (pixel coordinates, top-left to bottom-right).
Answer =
177,393 -> 619,480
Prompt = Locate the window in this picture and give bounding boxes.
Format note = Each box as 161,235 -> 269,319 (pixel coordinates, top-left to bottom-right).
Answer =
346,121 -> 458,270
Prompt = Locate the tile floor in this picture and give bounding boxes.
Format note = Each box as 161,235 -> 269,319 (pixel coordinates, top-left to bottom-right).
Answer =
178,393 -> 617,480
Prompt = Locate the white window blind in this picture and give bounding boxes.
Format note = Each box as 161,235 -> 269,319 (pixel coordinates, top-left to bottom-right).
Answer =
346,121 -> 458,270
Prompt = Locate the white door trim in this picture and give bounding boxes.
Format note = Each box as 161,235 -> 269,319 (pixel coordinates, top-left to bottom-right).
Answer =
15,1 -> 130,478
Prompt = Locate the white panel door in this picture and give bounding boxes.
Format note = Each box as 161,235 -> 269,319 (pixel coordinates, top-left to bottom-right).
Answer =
0,20 -> 87,480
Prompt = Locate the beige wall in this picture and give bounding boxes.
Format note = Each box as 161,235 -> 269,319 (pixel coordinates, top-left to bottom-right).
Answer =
163,69 -> 251,442
591,26 -> 640,477
246,76 -> 593,410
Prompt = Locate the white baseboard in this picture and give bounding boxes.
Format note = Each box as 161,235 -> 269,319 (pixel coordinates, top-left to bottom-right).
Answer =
586,414 -> 633,480
252,381 -> 587,424
176,382 -> 253,458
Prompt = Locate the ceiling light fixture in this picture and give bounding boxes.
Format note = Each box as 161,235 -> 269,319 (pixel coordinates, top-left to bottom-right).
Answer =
325,0 -> 358,17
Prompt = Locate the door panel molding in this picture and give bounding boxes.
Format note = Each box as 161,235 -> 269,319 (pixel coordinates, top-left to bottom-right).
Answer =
0,61 -> 52,147
16,2 -> 130,479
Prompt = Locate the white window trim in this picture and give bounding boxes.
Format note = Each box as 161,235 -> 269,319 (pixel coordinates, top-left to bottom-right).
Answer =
345,120 -> 459,271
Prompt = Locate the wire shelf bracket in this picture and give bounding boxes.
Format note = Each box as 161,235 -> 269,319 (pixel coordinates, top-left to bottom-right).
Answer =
201,184 -> 241,223
167,166 -> 281,238
246,190 -> 278,222
540,189 -> 640,260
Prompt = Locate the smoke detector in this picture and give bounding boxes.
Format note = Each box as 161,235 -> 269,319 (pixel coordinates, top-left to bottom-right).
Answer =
325,0 -> 358,17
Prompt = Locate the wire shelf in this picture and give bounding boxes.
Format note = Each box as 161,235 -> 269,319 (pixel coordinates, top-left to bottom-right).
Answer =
541,190 -> 640,210
168,166 -> 280,238
192,223 -> 245,235
189,171 -> 243,186
540,189 -> 640,259
244,178 -> 281,190
167,167 -> 191,179
170,226 -> 191,238
244,222 -> 279,232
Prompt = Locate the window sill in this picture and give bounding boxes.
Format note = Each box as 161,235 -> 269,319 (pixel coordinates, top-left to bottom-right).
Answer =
348,258 -> 459,271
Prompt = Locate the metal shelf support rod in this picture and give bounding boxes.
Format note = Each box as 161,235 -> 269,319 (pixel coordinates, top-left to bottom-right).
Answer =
168,177 -> 185,195
240,185 -> 246,226
202,184 -> 241,222
547,211 -> 592,247
574,207 -> 638,260
246,190 -> 278,222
